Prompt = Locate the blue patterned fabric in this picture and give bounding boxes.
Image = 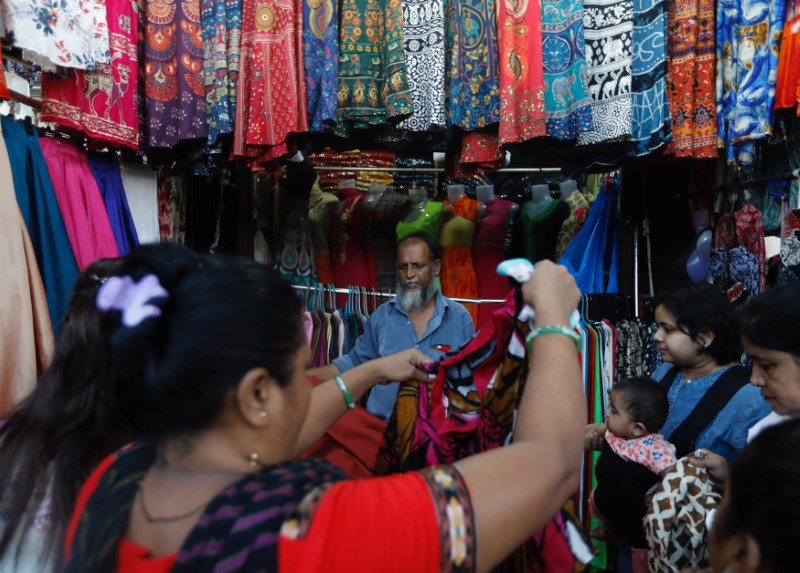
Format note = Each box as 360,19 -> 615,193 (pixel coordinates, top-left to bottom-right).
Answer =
303,0 -> 339,131
444,0 -> 500,129
627,0 -> 671,155
541,0 -> 594,139
201,0 -> 242,144
707,246 -> 760,298
716,0 -> 787,170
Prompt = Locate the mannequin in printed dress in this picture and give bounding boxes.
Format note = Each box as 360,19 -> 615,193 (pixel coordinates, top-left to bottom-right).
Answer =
517,183 -> 570,262
439,185 -> 480,324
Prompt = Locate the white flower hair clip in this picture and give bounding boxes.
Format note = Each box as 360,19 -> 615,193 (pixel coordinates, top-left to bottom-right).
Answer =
97,274 -> 169,327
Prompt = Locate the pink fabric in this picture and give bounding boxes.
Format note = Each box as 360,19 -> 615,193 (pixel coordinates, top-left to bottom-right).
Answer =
605,430 -> 677,474
39,137 -> 120,270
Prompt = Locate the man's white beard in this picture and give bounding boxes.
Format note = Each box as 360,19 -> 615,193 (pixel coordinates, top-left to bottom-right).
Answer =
396,279 -> 437,311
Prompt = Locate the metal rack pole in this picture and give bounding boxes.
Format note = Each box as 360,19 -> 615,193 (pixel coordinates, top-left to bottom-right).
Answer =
291,283 -> 505,305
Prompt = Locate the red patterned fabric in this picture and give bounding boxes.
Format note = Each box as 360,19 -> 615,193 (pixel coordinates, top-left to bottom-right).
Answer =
497,0 -> 546,144
714,212 -> 736,250
439,195 -> 479,325
735,204 -> 766,293
451,127 -> 504,178
233,0 -> 307,162
157,170 -> 173,241
775,0 -> 800,114
664,0 -> 717,158
40,0 -> 139,149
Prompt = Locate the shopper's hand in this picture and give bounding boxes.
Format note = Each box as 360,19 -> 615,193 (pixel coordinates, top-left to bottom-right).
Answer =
374,349 -> 434,385
585,423 -> 607,450
688,449 -> 729,483
522,260 -> 580,327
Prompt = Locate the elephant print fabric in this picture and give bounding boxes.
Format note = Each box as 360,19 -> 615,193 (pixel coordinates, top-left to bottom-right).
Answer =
578,0 -> 634,146
40,0 -> 140,149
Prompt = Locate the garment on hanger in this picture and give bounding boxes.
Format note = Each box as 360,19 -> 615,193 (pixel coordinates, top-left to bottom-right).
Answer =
554,191 -> 592,260
39,0 -> 139,149
396,200 -> 444,241
39,138 -> 120,269
577,0 -> 634,146
0,127 -> 53,417
308,190 -> 340,284
233,0 -> 305,160
144,0 -> 208,147
302,0 -> 338,131
398,0 -> 446,131
2,0 -> 110,71
628,0 -> 671,155
88,154 -> 140,256
0,40 -> 9,100
365,190 -> 411,291
473,198 -> 516,326
707,246 -> 760,299
518,199 -> 570,263
444,0 -> 500,130
439,194 -> 479,324
498,0 -> 546,143
120,162 -> 160,245
663,0 -> 716,158
734,204 -> 766,293
1,115 -> 79,337
275,158 -> 317,286
336,0 -> 412,131
202,0 -> 242,144
774,0 -> 800,114
541,0 -> 594,140
716,0 -> 786,169
329,187 -> 373,292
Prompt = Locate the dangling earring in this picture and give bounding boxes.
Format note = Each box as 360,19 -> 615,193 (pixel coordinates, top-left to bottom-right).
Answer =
248,449 -> 260,467
259,410 -> 268,420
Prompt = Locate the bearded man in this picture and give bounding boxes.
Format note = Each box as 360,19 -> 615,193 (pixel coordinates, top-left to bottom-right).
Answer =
306,232 -> 475,420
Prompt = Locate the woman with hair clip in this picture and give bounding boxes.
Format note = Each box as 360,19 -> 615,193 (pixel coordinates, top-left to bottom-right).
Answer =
63,242 -> 586,573
0,258 -> 131,573
683,418 -> 800,573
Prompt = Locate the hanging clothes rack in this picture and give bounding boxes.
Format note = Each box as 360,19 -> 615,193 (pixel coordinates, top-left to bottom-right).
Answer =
310,166 -> 563,174
739,167 -> 800,186
291,283 -> 505,304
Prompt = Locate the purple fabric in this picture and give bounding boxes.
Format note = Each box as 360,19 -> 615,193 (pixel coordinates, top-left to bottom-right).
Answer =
88,155 -> 140,255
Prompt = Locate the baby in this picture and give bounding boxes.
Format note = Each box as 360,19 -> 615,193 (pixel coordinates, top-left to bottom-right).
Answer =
590,377 -> 677,549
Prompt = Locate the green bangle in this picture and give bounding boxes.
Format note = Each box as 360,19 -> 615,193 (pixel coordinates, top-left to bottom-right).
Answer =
333,374 -> 356,410
525,326 -> 582,353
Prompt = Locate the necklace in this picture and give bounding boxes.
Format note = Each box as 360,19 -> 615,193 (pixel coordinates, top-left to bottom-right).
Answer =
137,482 -> 212,523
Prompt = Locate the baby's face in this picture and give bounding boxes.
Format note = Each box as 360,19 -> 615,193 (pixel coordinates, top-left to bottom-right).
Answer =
605,390 -> 640,439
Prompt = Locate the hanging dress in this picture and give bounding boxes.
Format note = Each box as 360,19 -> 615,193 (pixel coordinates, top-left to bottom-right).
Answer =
336,0 -> 413,132
541,0 -> 594,140
518,199 -> 570,263
201,0 -> 242,144
774,0 -> 800,115
366,190 -> 411,292
308,191 -> 340,284
39,0 -> 139,149
0,126 -> 53,417
275,159 -> 317,286
577,0 -> 634,145
497,0 -> 547,143
329,187 -> 373,291
554,191 -> 592,260
145,0 -> 208,147
663,0 -> 716,158
1,115 -> 80,336
627,0 -> 671,155
473,199 -> 516,327
439,195 -> 479,325
716,0 -> 786,169
39,137 -> 120,270
88,154 -> 141,256
233,0 -> 306,160
303,0 -> 339,131
444,0 -> 500,130
395,200 -> 444,241
120,162 -> 160,245
398,0 -> 446,131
